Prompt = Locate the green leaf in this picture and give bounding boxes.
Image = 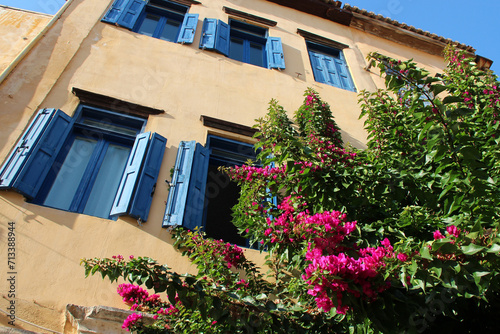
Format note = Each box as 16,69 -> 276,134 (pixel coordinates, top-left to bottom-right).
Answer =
255,293 -> 267,300
460,146 -> 480,161
420,246 -> 433,260
442,96 -> 463,104
91,264 -> 99,275
430,84 -> 447,96
266,301 -> 277,311
242,296 -> 256,305
461,243 -> 485,255
486,244 -> 500,253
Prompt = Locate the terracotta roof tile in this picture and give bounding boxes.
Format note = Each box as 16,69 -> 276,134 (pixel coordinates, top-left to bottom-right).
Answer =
343,3 -> 475,52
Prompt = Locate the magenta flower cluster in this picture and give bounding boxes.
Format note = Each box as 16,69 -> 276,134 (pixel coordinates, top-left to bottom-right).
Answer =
434,225 -> 461,240
117,283 -> 150,304
117,283 -> 161,308
122,313 -> 143,331
303,235 -> 393,314
191,233 -> 246,269
229,164 -> 286,182
263,196 -> 356,245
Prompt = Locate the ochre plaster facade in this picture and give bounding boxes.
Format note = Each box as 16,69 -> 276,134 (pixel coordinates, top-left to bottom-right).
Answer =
0,0 -> 478,332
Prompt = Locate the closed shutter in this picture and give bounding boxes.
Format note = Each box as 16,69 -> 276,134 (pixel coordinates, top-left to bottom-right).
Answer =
309,50 -> 326,84
266,37 -> 285,70
335,53 -> 356,92
177,13 -> 199,44
128,133 -> 167,221
323,55 -> 341,88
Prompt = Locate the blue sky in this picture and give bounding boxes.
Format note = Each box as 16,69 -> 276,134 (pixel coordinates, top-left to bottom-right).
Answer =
1,0 -> 498,72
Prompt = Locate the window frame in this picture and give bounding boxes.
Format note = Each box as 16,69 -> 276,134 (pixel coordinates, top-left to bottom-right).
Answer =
306,41 -> 356,92
163,135 -> 267,247
228,19 -> 268,67
0,105 -> 166,222
102,0 -> 199,44
133,1 -> 187,42
199,18 -> 285,70
32,106 -> 147,219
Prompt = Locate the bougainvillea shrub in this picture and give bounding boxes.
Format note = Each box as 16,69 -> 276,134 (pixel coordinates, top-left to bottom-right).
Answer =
83,47 -> 500,333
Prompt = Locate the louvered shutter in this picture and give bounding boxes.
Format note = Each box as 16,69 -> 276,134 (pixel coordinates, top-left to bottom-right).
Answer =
0,108 -> 55,189
13,109 -> 74,199
128,133 -> 167,221
110,132 -> 150,216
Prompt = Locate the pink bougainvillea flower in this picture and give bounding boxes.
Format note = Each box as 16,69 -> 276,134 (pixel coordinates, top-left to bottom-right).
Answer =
446,225 -> 460,238
433,230 -> 445,240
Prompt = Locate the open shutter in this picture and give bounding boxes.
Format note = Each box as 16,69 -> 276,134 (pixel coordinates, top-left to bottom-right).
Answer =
199,18 -> 217,49
215,20 -> 230,56
116,0 -> 146,30
13,110 -> 74,199
177,13 -> 199,44
102,0 -> 129,24
110,132 -> 150,216
0,109 -> 55,189
266,37 -> 285,70
335,54 -> 356,92
163,141 -> 196,227
163,141 -> 209,229
183,143 -> 209,230
128,133 -> 167,221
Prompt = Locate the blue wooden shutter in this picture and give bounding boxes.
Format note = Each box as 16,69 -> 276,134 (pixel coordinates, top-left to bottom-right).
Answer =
102,0 -> 128,24
13,110 -> 74,199
335,53 -> 356,92
110,132 -> 150,216
0,109 -> 55,189
163,141 -> 209,229
215,20 -> 230,56
163,141 -> 196,227
116,0 -> 146,30
128,133 -> 167,221
266,37 -> 285,70
177,13 -> 199,44
183,143 -> 209,230
309,50 -> 327,84
323,55 -> 341,88
199,18 -> 217,49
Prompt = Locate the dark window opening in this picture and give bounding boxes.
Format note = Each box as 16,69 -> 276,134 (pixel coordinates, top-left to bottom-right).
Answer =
203,136 -> 257,247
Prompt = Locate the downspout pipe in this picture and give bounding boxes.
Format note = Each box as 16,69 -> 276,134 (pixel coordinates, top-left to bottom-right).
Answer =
0,0 -> 76,85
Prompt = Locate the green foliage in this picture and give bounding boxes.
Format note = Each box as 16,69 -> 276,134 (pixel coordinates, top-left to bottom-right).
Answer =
83,47 -> 500,333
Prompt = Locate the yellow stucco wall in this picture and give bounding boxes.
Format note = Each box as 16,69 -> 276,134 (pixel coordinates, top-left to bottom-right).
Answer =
0,0 -> 451,332
0,6 -> 51,74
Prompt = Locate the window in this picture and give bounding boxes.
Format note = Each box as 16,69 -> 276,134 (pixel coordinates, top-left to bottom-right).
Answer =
306,41 -> 356,92
0,106 -> 166,221
199,18 -> 285,70
163,136 -> 257,246
102,0 -> 199,44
